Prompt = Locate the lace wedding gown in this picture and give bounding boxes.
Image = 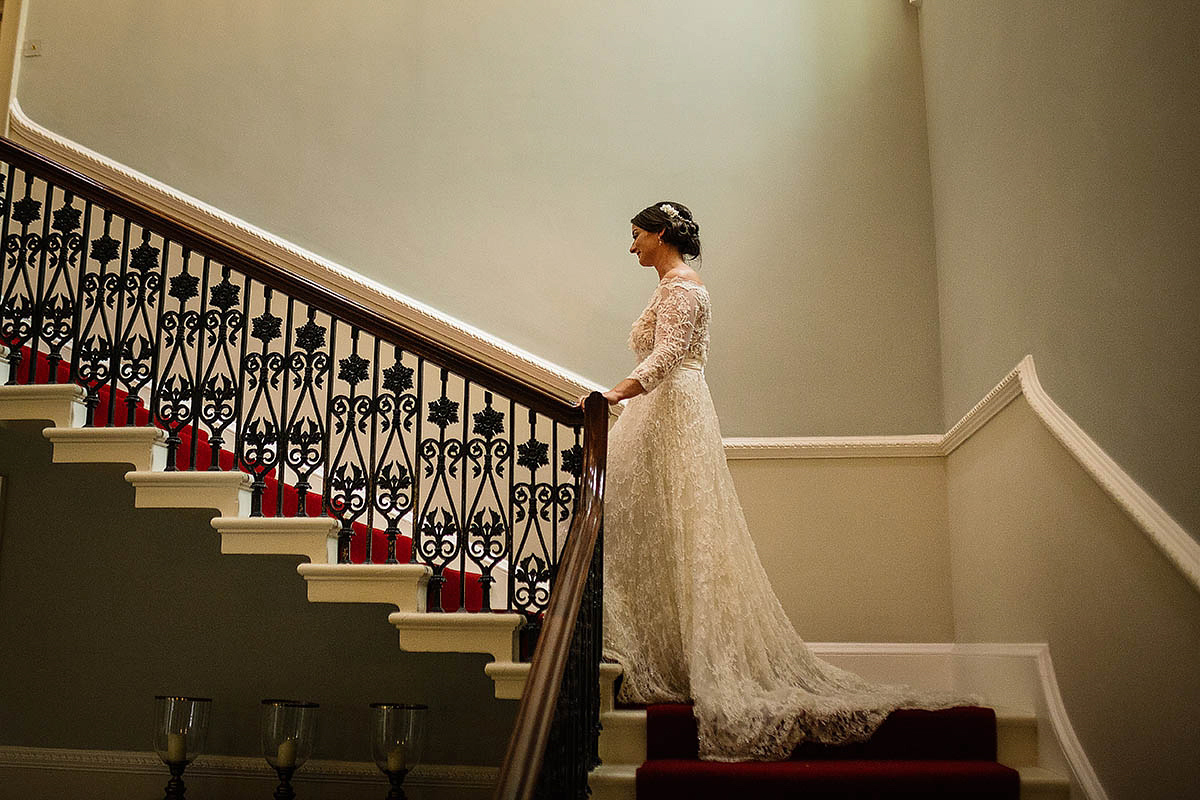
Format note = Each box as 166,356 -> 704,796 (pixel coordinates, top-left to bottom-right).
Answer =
602,276 -> 967,762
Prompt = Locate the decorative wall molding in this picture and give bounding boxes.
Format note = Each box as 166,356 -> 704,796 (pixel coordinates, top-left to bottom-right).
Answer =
0,746 -> 497,789
5,101 -> 601,405
723,435 -> 942,460
724,355 -> 1200,596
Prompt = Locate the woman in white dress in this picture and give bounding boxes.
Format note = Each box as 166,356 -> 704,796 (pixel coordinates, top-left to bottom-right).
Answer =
596,202 -> 966,762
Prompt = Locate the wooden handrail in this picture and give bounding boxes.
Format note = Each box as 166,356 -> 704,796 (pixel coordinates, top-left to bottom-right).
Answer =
492,391 -> 608,799
0,136 -> 582,424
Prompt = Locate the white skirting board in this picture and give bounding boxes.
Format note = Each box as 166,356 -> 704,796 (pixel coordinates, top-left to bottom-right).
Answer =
0,747 -> 496,800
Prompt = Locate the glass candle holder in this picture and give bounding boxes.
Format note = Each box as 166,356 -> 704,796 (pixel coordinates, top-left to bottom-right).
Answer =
370,703 -> 428,799
261,699 -> 319,799
153,696 -> 212,800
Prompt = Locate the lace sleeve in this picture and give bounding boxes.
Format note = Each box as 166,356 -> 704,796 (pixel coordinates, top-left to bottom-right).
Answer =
629,283 -> 701,393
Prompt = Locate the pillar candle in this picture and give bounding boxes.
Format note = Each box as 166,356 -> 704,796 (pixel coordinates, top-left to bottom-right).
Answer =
276,738 -> 297,768
166,732 -> 186,763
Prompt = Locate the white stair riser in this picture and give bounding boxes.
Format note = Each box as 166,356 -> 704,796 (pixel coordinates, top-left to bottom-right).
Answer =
587,766 -> 637,800
220,531 -> 336,565
127,472 -> 251,517
0,385 -> 86,428
46,429 -> 167,472
598,711 -> 647,765
1017,767 -> 1072,800
997,715 -> 1039,768
300,575 -> 429,612
390,612 -> 523,663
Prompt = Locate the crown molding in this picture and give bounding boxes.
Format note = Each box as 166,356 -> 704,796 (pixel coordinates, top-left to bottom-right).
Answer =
5,101 -> 601,406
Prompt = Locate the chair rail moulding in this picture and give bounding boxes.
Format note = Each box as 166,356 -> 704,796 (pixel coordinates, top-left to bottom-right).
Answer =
4,100 -> 601,405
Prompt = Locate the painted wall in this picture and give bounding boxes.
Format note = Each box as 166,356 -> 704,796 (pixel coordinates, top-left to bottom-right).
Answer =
919,0 -> 1200,538
728,454 -> 954,642
946,396 -> 1200,800
13,0 -> 944,437
0,421 -> 515,770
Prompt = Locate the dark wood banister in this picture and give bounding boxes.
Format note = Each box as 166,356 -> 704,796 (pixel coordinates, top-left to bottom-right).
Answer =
493,391 -> 608,799
0,136 -> 582,424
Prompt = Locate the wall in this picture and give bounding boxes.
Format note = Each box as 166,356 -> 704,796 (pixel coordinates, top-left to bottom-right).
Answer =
0,421 -> 515,773
919,0 -> 1200,538
728,453 -> 954,642
946,396 -> 1200,800
13,0 -> 944,437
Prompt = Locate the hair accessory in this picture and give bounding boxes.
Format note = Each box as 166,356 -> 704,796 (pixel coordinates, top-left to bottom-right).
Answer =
659,203 -> 681,218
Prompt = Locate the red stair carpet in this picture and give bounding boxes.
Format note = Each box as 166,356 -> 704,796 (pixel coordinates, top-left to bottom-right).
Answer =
10,346 -> 486,610
636,703 -> 1019,799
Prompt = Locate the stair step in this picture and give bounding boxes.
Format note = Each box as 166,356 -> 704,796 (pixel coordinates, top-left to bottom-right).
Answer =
44,426 -> 167,471
213,516 -> 340,564
599,662 -> 622,713
995,709 -> 1039,768
646,704 -> 1002,762
587,763 -> 638,800
388,610 -> 524,662
635,759 -> 1019,799
0,384 -> 86,428
483,661 -> 529,700
296,563 -> 432,611
126,470 -> 252,517
599,709 -> 647,765
1016,766 -> 1071,800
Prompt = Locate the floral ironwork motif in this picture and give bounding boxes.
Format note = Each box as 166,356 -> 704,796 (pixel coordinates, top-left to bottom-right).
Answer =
0,150 -> 588,627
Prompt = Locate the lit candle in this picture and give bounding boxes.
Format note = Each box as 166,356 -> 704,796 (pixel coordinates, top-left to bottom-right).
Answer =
276,738 -> 297,768
166,732 -> 186,763
386,744 -> 406,773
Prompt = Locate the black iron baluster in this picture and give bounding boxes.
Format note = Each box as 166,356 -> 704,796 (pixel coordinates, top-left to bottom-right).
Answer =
275,297 -> 296,516
328,326 -> 372,563
459,381 -> 470,610
153,247 -> 202,470
67,197 -> 93,388
464,390 -> 510,613
188,257 -> 212,470
147,237 -> 170,428
75,211 -> 121,421
105,218 -> 132,425
42,191 -> 84,386
373,345 -> 417,565
283,307 -> 329,518
242,286 -> 285,516
512,410 -> 553,626
26,182 -> 56,385
417,368 -> 465,610
321,317 -> 337,520
507,397 -> 516,615
409,357 -> 425,566
114,228 -> 162,425
198,266 -> 243,469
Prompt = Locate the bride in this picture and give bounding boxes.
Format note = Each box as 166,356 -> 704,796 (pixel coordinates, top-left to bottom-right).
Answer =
596,202 -> 967,762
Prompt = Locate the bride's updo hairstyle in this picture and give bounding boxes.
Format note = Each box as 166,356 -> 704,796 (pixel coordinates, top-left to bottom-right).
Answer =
632,202 -> 702,262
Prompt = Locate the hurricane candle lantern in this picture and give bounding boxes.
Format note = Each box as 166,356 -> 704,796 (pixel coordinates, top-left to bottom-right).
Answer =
153,696 -> 212,800
261,699 -> 319,799
370,703 -> 428,799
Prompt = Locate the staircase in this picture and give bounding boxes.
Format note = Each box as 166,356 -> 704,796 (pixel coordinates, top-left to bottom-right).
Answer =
0,368 -> 535,701
588,669 -> 1072,799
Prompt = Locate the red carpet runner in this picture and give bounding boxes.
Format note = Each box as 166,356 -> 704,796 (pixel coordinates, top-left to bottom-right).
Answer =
12,346 -> 485,611
636,703 -> 1019,799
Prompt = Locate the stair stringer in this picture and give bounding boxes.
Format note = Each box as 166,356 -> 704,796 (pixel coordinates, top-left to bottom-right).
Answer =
0,380 -> 527,700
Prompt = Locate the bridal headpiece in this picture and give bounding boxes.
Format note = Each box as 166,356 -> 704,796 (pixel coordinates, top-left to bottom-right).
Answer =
659,203 -> 681,218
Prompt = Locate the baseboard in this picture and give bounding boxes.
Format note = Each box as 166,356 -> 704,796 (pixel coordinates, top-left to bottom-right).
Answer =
0,745 -> 496,792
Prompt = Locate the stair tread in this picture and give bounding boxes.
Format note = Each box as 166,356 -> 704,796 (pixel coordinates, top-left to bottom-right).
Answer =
1017,765 -> 1071,784
298,563 -> 432,578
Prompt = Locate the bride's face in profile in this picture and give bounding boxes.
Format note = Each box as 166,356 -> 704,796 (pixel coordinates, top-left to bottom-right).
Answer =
630,225 -> 664,267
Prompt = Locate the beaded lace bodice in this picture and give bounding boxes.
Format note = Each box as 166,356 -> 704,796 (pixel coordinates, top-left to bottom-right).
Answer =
627,278 -> 710,393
